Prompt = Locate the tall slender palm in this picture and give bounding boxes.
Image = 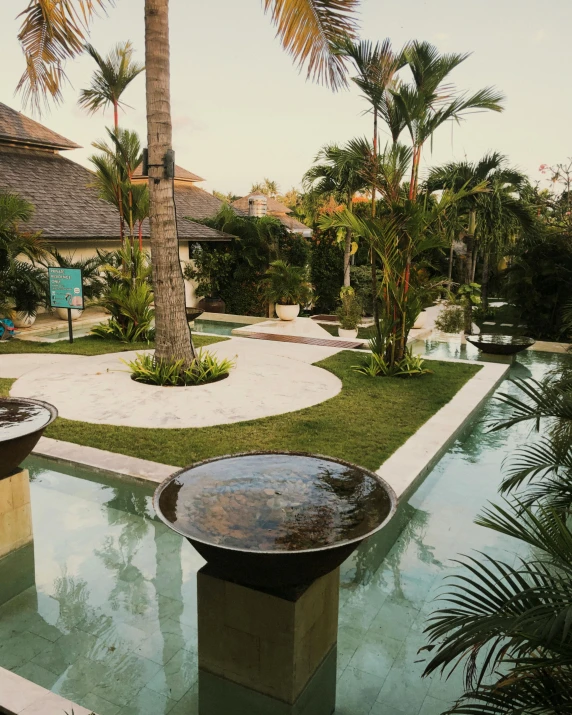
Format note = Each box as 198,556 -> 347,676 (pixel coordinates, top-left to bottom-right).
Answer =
336,38 -> 405,339
78,41 -> 145,131
394,42 -> 505,200
303,140 -> 370,286
16,0 -> 359,364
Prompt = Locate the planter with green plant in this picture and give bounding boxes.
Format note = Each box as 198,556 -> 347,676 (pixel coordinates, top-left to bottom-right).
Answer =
434,303 -> 465,334
263,260 -> 313,321
336,286 -> 362,338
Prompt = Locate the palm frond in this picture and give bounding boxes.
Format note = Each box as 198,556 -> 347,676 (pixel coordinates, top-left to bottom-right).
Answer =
263,0 -> 359,90
16,0 -> 112,112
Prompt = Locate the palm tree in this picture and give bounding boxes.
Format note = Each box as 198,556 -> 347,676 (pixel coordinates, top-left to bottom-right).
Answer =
250,178 -> 280,197
394,42 -> 505,200
15,0 -> 359,365
79,41 -> 145,131
303,140 -> 370,286
427,153 -> 533,309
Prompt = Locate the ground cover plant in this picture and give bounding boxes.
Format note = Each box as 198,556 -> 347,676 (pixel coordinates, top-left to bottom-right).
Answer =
0,334 -> 225,356
42,351 -> 480,469
125,350 -> 235,386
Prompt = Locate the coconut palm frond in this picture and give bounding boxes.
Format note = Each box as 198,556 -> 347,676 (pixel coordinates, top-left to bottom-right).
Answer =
263,0 -> 359,91
16,0 -> 112,112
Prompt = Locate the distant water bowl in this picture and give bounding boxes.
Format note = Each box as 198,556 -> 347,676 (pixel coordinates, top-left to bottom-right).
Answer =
154,452 -> 397,589
0,398 -> 58,479
466,334 -> 536,356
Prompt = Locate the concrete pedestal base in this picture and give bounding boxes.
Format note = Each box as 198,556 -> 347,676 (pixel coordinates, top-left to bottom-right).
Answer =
0,469 -> 34,606
197,566 -> 339,715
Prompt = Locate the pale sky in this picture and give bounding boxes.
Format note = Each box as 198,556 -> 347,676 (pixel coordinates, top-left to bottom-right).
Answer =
0,0 -> 570,196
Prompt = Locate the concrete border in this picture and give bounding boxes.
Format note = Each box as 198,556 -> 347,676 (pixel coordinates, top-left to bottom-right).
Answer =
0,668 -> 93,715
376,359 -> 509,500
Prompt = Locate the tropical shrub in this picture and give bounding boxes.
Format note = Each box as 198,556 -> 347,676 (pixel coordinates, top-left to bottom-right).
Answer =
354,345 -> 431,378
263,260 -> 313,306
9,265 -> 48,318
336,287 -> 362,330
350,264 -> 382,317
505,232 -> 572,339
423,371 -> 572,712
91,243 -> 154,343
279,232 -> 312,268
435,304 -> 464,333
124,350 -> 235,387
310,231 -> 344,313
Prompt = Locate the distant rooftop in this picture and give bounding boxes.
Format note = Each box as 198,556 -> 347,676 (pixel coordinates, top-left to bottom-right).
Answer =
232,193 -> 292,215
0,102 -> 81,151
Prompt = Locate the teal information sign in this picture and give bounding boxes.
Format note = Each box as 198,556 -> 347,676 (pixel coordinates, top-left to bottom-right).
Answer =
48,267 -> 84,310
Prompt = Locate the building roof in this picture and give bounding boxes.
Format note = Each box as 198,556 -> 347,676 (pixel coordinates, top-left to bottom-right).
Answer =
133,163 -> 205,183
0,102 -> 81,151
232,193 -> 292,215
0,146 -> 231,242
280,215 -> 313,235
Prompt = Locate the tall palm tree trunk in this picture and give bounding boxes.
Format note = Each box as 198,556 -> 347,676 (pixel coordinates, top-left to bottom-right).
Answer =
343,191 -> 353,287
145,0 -> 195,364
371,109 -> 382,346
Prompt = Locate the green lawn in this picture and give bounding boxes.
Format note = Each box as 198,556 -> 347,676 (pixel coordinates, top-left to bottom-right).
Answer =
0,334 -> 226,356
42,352 -> 480,470
0,378 -> 14,397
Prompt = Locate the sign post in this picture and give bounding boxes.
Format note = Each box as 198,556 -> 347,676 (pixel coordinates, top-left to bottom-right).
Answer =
48,267 -> 84,343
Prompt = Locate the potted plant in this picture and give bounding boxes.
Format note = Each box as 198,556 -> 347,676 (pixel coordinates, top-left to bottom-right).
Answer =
184,248 -> 232,315
336,287 -> 362,338
263,260 -> 313,321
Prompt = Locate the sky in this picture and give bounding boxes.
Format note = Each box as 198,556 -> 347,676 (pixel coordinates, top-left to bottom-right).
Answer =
0,0 -> 570,197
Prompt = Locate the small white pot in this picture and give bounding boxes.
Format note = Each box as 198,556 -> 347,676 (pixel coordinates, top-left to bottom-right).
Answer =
275,304 -> 300,321
56,308 -> 83,321
338,327 -> 358,339
13,312 -> 36,328
413,311 -> 426,329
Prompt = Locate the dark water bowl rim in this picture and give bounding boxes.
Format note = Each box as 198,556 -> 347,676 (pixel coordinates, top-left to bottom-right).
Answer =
152,450 -> 398,556
467,334 -> 536,346
0,396 -> 58,444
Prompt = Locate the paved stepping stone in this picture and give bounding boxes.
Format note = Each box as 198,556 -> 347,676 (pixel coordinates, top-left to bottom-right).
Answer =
483,321 -> 496,325
501,323 -> 513,327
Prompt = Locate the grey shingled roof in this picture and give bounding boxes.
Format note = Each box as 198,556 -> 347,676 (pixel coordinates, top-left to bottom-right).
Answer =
0,146 -> 231,241
133,163 -> 205,183
0,102 -> 81,151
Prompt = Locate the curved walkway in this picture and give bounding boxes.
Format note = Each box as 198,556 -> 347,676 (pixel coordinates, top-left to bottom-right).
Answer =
8,338 -> 342,429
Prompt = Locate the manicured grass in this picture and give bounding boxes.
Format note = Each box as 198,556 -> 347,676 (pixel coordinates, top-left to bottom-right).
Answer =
0,334 -> 226,356
0,379 -> 14,397
45,352 -> 481,471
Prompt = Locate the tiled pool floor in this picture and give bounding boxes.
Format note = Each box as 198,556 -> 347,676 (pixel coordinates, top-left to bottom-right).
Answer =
0,349 -> 566,715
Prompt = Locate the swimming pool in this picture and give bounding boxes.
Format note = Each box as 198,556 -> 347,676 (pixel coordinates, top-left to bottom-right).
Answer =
0,347 -> 567,714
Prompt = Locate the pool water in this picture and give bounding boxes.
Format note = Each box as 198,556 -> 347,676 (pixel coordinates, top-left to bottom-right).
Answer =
0,347 -> 568,715
191,319 -> 248,336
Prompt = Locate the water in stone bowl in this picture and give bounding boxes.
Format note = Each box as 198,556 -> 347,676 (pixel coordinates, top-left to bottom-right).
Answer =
0,398 -> 58,479
154,452 -> 397,589
466,334 -> 536,356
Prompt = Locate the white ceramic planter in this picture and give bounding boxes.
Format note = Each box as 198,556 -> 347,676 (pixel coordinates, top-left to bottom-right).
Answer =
275,304 -> 300,321
56,308 -> 83,321
13,312 -> 36,328
338,327 -> 358,339
413,311 -> 426,329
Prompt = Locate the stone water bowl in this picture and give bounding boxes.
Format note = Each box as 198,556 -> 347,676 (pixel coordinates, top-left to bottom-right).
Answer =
0,397 -> 58,479
153,452 -> 397,589
466,334 -> 536,356
186,308 -> 204,323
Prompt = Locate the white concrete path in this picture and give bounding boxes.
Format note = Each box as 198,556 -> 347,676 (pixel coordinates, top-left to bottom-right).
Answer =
7,337 -> 342,429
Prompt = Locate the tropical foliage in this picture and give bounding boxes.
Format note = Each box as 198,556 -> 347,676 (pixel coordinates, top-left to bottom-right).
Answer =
263,260 -> 313,306
423,370 -> 572,713
91,244 -> 155,343
125,350 -> 235,387
336,286 -> 362,330
0,191 -> 49,318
